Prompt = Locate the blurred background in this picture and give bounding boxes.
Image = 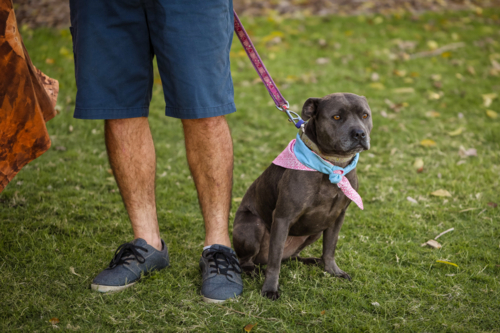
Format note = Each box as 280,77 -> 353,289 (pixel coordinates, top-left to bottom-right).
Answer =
13,0 -> 500,28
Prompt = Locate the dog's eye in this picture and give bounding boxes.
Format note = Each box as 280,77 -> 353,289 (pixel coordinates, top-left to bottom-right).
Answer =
333,115 -> 341,120
363,114 -> 369,119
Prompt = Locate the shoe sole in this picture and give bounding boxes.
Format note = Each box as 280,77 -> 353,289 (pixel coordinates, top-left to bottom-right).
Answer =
202,296 -> 228,304
91,282 -> 136,293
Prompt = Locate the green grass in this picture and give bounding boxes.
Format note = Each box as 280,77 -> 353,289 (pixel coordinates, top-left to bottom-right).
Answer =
2,9 -> 500,332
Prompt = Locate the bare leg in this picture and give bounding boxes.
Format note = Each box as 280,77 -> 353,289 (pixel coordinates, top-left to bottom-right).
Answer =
182,116 -> 233,248
105,118 -> 162,251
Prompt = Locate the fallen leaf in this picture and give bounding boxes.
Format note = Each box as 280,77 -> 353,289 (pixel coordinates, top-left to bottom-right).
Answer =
487,202 -> 498,208
371,302 -> 380,307
467,66 -> 476,75
425,111 -> 440,118
458,146 -> 477,158
421,239 -> 442,249
370,72 -> 380,81
436,260 -> 459,268
369,82 -> 385,90
459,208 -> 479,213
428,91 -> 442,100
320,310 -> 326,315
413,158 -> 424,172
233,197 -> 243,202
431,189 -> 451,197
431,74 -> 442,81
69,267 -> 81,277
420,139 -> 436,147
69,125 -> 74,132
316,57 -> 330,65
435,228 -> 454,240
50,318 -> 60,325
482,93 -> 497,107
407,196 -> 418,204
447,127 -> 464,136
457,160 -> 466,166
244,323 -> 257,332
45,58 -> 55,64
427,40 -> 438,50
393,87 -> 414,94
393,69 -> 406,77
486,110 -> 497,119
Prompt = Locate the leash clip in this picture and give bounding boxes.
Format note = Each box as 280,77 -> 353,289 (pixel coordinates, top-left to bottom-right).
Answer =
284,108 -> 305,129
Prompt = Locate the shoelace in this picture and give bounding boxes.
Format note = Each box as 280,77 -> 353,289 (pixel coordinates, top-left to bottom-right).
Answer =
206,250 -> 242,278
107,243 -> 148,269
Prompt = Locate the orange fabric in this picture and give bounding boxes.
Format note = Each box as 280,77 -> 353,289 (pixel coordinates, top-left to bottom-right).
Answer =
0,0 -> 58,192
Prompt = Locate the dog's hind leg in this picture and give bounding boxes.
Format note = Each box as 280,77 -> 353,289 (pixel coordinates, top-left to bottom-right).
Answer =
288,232 -> 323,265
233,209 -> 267,277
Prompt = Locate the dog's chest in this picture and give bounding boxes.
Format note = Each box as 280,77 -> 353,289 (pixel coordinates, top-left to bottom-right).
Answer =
289,175 -> 350,235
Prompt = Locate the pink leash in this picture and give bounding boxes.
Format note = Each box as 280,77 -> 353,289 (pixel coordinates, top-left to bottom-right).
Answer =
233,11 -> 305,129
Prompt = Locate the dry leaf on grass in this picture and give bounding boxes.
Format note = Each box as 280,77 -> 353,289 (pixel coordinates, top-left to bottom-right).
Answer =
393,87 -> 415,94
371,302 -> 380,307
407,196 -> 418,204
320,310 -> 326,315
436,260 -> 459,268
435,228 -> 454,240
487,202 -> 498,208
49,318 -> 60,325
413,158 -> 424,172
69,267 -> 81,277
425,111 -> 440,118
458,146 -> 477,158
482,93 -> 497,107
233,197 -> 243,202
244,323 -> 257,332
315,57 -> 330,65
459,208 -> 479,213
369,82 -> 385,90
486,110 -> 498,119
420,139 -> 436,147
447,127 -> 464,136
421,239 -> 442,248
431,189 -> 451,197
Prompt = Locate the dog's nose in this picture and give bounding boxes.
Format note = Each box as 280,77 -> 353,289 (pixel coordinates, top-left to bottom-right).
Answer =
351,129 -> 366,141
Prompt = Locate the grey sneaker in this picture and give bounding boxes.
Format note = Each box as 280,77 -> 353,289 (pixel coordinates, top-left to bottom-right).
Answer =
199,244 -> 243,303
91,238 -> 169,293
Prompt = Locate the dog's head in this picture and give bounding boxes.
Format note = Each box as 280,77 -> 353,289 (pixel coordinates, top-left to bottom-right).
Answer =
301,93 -> 373,157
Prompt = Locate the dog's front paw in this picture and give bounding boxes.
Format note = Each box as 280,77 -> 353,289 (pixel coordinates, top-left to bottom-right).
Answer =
261,289 -> 280,300
325,265 -> 352,281
334,270 -> 352,281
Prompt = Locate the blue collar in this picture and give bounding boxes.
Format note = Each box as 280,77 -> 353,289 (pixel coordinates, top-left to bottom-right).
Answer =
293,133 -> 359,184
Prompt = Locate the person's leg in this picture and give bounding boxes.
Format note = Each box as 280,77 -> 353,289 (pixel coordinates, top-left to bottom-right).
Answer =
105,117 -> 162,251
182,116 -> 232,248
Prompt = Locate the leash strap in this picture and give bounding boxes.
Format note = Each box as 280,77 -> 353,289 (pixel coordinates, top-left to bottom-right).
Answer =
233,10 -> 305,129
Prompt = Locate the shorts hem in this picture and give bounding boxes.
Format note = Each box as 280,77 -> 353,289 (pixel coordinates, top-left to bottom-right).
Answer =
73,107 -> 149,120
165,102 -> 236,119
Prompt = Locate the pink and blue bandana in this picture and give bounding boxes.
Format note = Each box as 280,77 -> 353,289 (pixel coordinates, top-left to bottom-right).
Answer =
272,137 -> 364,210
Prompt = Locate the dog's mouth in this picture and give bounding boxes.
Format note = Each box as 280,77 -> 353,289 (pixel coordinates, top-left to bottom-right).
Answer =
343,139 -> 370,154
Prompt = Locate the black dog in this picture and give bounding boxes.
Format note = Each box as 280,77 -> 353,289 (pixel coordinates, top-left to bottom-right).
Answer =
233,93 -> 373,300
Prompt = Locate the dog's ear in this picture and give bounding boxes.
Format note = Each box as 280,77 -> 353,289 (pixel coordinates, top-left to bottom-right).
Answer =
301,98 -> 321,120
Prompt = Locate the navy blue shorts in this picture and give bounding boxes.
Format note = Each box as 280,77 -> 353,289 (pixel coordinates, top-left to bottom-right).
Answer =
69,0 -> 235,120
